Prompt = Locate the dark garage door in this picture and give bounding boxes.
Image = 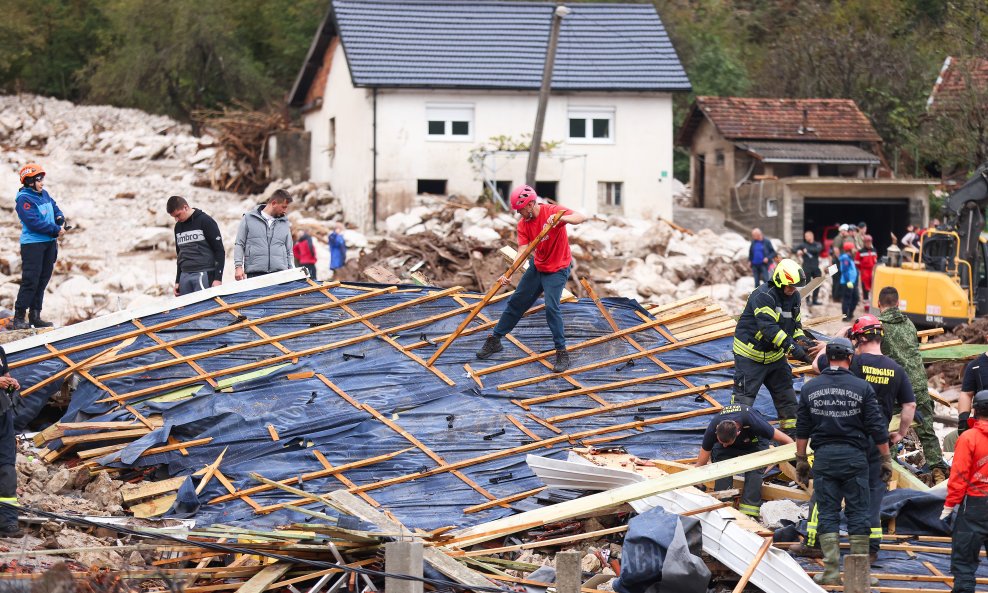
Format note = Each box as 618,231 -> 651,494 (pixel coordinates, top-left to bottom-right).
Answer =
803,197 -> 911,256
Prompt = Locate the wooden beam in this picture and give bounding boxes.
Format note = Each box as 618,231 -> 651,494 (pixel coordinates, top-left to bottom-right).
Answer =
732,537 -> 772,593
449,444 -> 799,547
236,562 -> 293,593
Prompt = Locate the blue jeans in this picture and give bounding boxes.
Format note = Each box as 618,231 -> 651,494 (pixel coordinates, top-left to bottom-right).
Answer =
494,263 -> 570,350
752,263 -> 768,286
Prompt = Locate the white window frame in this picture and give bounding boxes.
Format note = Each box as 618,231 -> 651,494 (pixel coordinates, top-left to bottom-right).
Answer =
426,103 -> 474,141
598,181 -> 623,210
568,106 -> 615,144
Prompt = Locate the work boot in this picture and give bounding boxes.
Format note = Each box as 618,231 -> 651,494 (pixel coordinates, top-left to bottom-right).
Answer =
9,309 -> 29,331
552,349 -> 571,373
475,335 -> 503,360
849,534 -> 880,585
813,533 -> 842,585
29,310 -> 53,328
0,523 -> 22,538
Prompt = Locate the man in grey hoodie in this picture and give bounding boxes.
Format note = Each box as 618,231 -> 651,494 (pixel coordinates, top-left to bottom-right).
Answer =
234,189 -> 294,280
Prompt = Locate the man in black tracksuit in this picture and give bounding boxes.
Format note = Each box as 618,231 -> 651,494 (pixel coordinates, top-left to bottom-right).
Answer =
167,196 -> 225,296
732,258 -> 819,435
695,403 -> 793,518
796,338 -> 892,585
0,347 -> 21,537
795,230 -> 823,306
804,315 -> 916,559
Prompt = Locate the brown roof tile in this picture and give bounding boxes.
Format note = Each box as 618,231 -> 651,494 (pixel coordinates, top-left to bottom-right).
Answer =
927,56 -> 988,112
677,96 -> 882,145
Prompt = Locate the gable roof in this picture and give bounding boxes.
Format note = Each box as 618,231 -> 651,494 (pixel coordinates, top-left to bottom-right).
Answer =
676,96 -> 882,146
927,56 -> 988,111
288,0 -> 690,106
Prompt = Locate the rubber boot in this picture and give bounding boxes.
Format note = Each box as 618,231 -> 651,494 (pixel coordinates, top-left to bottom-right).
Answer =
813,533 -> 842,585
850,534 -> 880,585
29,309 -> 53,328
9,309 -> 29,331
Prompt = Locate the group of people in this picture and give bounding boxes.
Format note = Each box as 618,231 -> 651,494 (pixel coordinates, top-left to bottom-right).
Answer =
9,163 -> 351,332
751,223 -> 878,322
701,254 -> 978,591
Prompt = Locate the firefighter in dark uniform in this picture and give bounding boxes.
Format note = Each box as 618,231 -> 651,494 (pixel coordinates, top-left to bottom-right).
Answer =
0,346 -> 21,537
941,389 -> 988,593
958,351 -> 988,439
695,403 -> 793,517
732,258 -> 820,435
795,338 -> 892,585
802,315 -> 917,560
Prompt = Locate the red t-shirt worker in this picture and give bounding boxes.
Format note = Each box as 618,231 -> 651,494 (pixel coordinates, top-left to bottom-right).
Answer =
475,185 -> 587,372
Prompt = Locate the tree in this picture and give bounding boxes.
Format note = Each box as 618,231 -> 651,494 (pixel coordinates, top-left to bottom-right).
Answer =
83,0 -> 273,124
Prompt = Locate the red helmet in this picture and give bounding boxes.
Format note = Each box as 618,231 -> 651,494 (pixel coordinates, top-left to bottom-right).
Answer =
19,163 -> 45,185
510,185 -> 538,210
843,241 -> 855,252
851,314 -> 883,339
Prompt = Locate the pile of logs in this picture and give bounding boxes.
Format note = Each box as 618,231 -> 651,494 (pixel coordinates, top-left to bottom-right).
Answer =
193,106 -> 294,194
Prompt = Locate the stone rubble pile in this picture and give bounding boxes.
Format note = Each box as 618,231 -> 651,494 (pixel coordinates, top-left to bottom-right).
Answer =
0,94 -> 348,325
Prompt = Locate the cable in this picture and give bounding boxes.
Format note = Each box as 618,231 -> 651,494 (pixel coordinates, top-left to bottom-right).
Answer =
1,502 -> 506,593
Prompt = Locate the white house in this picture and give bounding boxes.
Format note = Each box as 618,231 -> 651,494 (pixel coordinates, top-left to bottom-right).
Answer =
287,0 -> 691,230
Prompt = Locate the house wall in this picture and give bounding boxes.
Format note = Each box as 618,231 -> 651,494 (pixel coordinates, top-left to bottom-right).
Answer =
302,46 -> 375,229
688,118 -> 737,210
303,58 -> 677,230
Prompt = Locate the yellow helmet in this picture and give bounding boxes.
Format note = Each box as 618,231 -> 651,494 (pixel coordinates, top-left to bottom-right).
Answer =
772,258 -> 806,288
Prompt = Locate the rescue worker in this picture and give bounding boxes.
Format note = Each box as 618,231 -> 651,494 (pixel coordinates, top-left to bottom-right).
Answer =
731,258 -> 818,436
795,230 -> 823,307
940,389 -> 988,593
804,315 -> 917,560
0,346 -> 21,537
12,163 -> 64,330
856,235 -> 878,313
796,338 -> 892,585
957,348 -> 988,439
695,403 -> 793,517
476,185 -> 587,372
839,241 -> 859,321
877,287 -> 947,482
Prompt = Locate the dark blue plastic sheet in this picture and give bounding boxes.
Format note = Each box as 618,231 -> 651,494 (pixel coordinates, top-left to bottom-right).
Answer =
7,280 -> 758,530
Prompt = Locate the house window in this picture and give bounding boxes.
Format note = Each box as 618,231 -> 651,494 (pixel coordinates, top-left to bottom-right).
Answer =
715,150 -> 725,166
327,117 -> 336,163
417,179 -> 447,195
426,103 -> 474,141
598,182 -> 623,210
535,181 -> 558,201
568,107 -> 614,143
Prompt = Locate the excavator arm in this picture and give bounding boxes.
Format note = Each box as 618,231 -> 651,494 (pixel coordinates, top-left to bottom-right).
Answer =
945,165 -> 988,264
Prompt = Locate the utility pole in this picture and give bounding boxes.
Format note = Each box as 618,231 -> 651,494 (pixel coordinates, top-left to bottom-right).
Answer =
526,4 -> 570,187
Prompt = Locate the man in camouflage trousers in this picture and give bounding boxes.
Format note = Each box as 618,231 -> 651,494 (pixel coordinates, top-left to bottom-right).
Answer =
877,287 -> 947,482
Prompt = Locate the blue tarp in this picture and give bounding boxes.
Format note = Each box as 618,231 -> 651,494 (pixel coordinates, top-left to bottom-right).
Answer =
6,280 -> 774,530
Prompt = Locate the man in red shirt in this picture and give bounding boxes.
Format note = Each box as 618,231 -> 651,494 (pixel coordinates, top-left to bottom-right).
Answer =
941,389 -> 988,592
855,235 -> 878,313
476,185 -> 587,372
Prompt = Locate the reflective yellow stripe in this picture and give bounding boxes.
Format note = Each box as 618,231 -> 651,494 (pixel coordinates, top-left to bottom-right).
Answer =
732,338 -> 785,363
795,311 -> 802,323
771,329 -> 787,347
739,503 -> 761,517
754,306 -> 781,321
870,527 -> 883,540
807,503 -> 819,546
793,327 -> 805,338
0,497 -> 18,507
779,418 -> 797,429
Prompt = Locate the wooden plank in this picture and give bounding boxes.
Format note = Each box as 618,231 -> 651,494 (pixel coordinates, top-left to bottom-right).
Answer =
121,475 -> 188,504
499,246 -> 576,300
133,319 -> 219,388
449,444 -> 800,547
732,537 -> 772,593
266,424 -> 280,441
60,427 -> 150,445
311,449 -> 381,507
674,319 -> 737,341
649,459 -> 810,501
545,380 -> 733,423
236,562 -> 293,593
20,338 -> 134,396
505,415 -> 545,444
130,493 -> 177,518
195,447 -> 228,495
327,491 -> 494,589
463,487 -> 547,514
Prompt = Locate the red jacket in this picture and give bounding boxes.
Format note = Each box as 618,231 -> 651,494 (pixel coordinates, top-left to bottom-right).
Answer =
946,418 -> 988,506
292,235 -> 317,265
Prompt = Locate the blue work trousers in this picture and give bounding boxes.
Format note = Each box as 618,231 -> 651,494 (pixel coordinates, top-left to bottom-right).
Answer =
814,442 -> 871,537
494,263 -> 570,350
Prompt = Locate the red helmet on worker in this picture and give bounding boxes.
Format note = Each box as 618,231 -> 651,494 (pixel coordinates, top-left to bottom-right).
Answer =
19,163 -> 45,185
850,314 -> 883,339
510,185 -> 538,211
843,241 -> 855,252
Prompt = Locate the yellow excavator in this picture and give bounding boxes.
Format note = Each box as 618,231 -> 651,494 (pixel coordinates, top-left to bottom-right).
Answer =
871,166 -> 988,327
